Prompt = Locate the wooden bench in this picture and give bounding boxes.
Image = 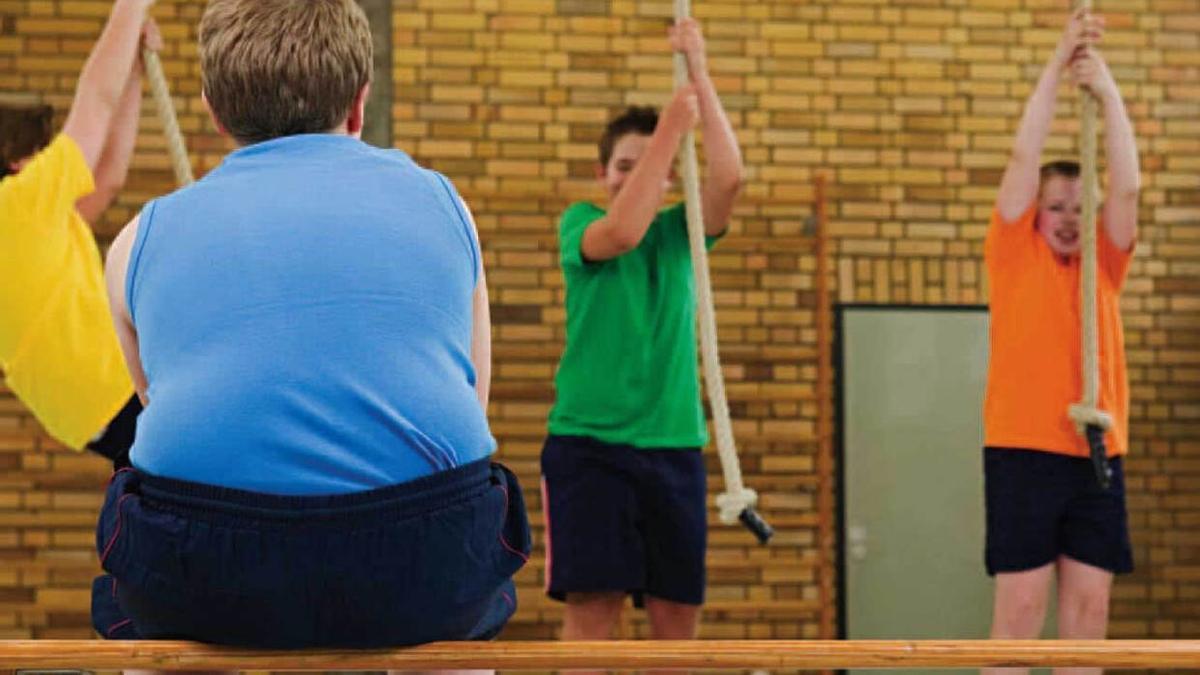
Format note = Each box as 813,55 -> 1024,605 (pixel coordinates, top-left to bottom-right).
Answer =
2,639 -> 1200,670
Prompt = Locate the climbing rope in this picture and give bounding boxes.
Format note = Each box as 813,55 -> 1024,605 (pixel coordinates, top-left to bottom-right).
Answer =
1064,0 -> 1112,488
142,48 -> 193,186
673,0 -> 771,543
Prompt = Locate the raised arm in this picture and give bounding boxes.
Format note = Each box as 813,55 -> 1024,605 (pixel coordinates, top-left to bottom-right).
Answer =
75,61 -> 142,224
1071,49 -> 1139,251
62,0 -> 156,171
77,19 -> 162,225
996,8 -> 1102,222
580,86 -> 699,262
671,17 -> 743,236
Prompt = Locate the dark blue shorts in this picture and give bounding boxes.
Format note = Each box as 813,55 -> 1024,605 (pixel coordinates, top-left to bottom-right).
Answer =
540,434 -> 706,607
92,459 -> 530,648
86,394 -> 141,469
984,447 -> 1133,576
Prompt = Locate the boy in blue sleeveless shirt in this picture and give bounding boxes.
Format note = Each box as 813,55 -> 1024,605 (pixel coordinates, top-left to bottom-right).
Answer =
94,0 -> 529,648
542,18 -> 743,646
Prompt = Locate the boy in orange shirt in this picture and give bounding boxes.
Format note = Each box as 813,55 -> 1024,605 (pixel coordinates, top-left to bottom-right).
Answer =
982,9 -> 1139,674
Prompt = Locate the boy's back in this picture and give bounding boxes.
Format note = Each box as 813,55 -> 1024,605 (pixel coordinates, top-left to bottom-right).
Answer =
128,134 -> 495,494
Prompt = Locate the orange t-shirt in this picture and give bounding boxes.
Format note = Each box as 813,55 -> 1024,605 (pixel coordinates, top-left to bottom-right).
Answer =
983,203 -> 1132,458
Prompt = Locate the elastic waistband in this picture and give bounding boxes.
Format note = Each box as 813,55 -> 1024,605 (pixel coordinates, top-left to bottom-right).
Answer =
132,459 -> 495,523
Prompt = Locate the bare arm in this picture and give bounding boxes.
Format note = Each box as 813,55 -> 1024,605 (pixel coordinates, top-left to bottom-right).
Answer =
62,0 -> 155,171
580,86 -> 698,262
76,62 -> 142,224
1072,51 -> 1139,250
457,197 -> 491,411
996,8 -> 1102,222
105,214 -> 149,404
471,275 -> 491,412
76,19 -> 161,226
672,17 -> 743,236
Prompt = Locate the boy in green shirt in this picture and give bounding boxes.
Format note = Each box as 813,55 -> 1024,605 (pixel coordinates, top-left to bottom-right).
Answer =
541,18 -> 743,645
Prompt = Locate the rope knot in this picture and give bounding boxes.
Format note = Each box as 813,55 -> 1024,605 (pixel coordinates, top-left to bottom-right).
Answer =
715,488 -> 759,525
1067,403 -> 1112,436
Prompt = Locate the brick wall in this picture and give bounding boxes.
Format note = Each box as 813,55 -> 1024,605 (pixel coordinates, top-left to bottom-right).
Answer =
1,0 -> 1196,643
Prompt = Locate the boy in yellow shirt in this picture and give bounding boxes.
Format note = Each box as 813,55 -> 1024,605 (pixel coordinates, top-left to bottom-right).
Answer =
0,0 -> 159,452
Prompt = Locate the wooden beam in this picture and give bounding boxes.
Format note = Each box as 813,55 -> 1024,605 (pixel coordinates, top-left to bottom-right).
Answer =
2,640 -> 1200,670
812,172 -> 836,641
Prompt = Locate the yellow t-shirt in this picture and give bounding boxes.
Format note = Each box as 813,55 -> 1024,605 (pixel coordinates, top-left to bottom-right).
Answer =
0,134 -> 133,449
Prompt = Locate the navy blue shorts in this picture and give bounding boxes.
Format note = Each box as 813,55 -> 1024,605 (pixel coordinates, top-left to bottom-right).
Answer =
540,434 -> 706,607
984,447 -> 1133,576
92,459 -> 530,648
87,394 -> 141,470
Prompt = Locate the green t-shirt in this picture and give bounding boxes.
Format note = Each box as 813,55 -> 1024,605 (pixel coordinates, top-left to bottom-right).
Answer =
548,201 -> 721,448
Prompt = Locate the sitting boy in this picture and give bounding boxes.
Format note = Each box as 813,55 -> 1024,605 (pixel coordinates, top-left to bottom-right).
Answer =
96,0 -> 529,648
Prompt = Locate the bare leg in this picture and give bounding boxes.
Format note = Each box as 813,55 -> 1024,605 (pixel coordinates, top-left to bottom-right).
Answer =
982,563 -> 1055,675
645,596 -> 701,675
558,591 -> 625,675
1052,555 -> 1113,675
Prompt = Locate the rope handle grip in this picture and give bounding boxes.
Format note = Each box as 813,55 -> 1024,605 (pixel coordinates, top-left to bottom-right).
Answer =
1085,425 -> 1113,490
717,489 -> 773,545
738,507 -> 775,545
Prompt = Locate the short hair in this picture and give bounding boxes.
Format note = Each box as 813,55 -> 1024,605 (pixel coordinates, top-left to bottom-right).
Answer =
0,104 -> 54,179
598,106 -> 659,167
199,0 -> 373,146
1040,160 -> 1081,183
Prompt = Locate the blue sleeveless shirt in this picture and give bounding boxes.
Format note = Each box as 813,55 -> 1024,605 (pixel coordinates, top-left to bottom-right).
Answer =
126,134 -> 495,495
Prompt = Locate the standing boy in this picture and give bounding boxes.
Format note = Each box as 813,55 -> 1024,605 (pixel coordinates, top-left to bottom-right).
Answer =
982,9 -> 1139,675
542,17 -> 744,644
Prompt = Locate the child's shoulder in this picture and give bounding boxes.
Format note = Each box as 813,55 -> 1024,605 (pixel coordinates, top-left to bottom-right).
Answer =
658,201 -> 685,221
562,200 -> 603,215
559,201 -> 604,227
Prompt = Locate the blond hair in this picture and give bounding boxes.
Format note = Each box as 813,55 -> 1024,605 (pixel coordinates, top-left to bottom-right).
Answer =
199,0 -> 372,145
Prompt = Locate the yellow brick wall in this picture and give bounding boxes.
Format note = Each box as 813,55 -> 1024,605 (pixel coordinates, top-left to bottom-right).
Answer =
1,0 -> 1197,642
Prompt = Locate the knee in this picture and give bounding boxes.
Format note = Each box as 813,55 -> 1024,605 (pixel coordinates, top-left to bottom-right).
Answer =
645,598 -> 701,640
562,592 -> 625,639
992,593 -> 1049,638
1059,589 -> 1111,636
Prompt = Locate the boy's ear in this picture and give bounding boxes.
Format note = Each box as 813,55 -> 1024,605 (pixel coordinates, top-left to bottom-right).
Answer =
346,82 -> 370,139
201,91 -> 229,138
594,162 -> 606,182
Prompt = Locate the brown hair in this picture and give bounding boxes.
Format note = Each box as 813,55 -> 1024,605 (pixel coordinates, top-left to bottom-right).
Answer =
199,0 -> 373,146
0,104 -> 54,179
1040,160 -> 1081,182
598,106 -> 659,167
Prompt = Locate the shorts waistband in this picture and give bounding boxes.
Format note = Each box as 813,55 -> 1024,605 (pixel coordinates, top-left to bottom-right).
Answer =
132,458 -> 494,523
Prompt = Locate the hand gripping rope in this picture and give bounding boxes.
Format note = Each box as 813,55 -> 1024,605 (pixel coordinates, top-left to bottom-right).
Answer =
142,48 -> 194,187
1064,0 -> 1112,489
673,0 -> 772,544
